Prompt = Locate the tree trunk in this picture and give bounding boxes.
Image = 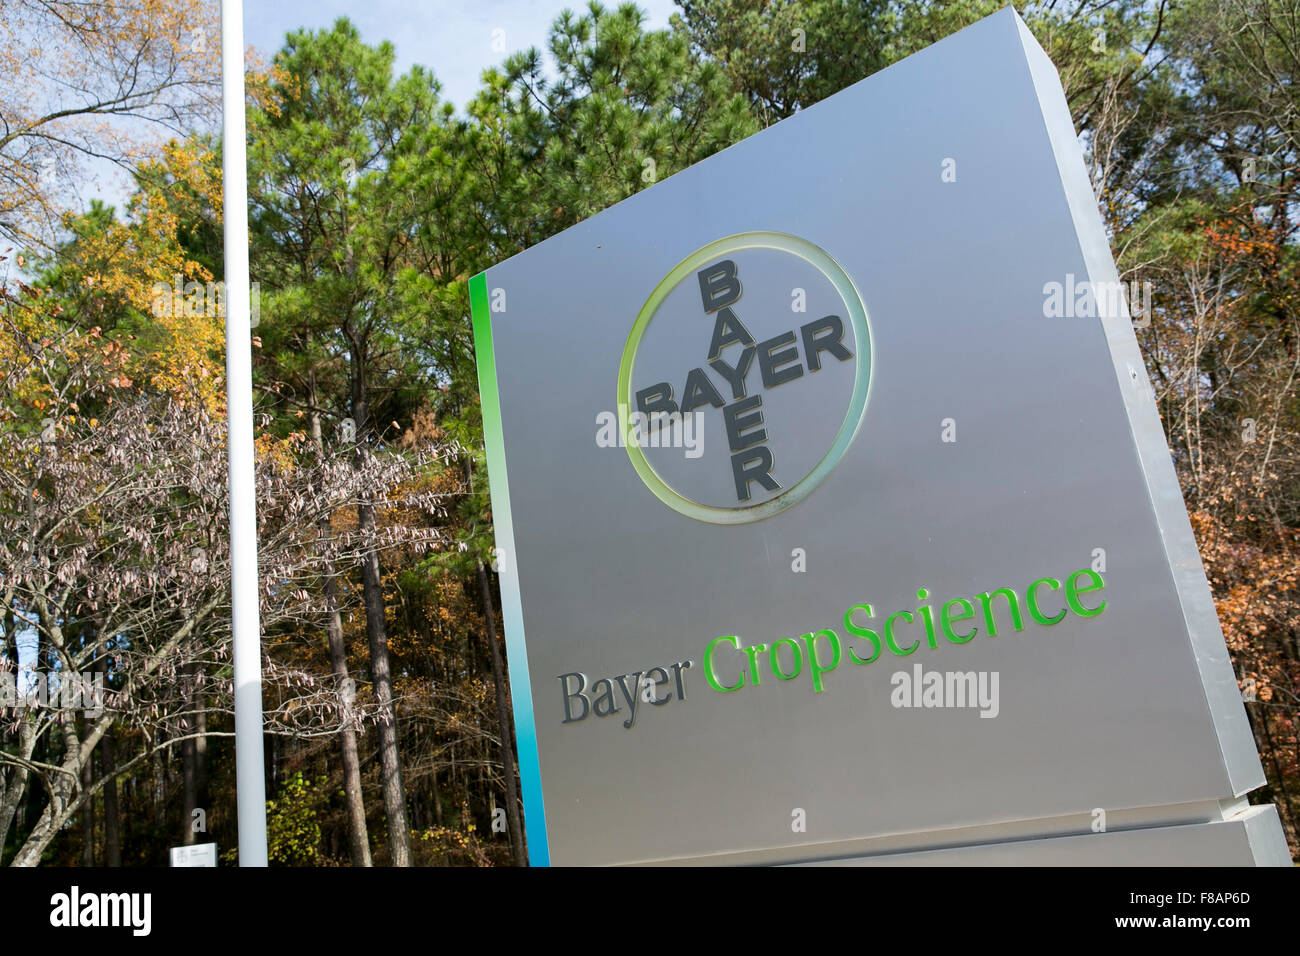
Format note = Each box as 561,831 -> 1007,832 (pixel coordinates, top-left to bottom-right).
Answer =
359,501 -> 409,865
0,718 -> 36,863
151,748 -> 164,824
10,715 -> 80,866
182,665 -> 197,846
80,747 -> 94,865
98,639 -> 121,867
348,335 -> 410,866
431,767 -> 444,827
309,385 -> 372,866
477,560 -> 527,866
195,694 -> 208,819
102,730 -> 121,867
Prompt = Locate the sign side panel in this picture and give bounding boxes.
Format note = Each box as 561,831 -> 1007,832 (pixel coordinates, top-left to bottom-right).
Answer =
469,270 -> 551,866
1014,15 -> 1265,795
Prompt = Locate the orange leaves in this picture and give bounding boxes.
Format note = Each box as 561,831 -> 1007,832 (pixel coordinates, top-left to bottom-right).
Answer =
1202,209 -> 1284,263
1192,505 -> 1299,778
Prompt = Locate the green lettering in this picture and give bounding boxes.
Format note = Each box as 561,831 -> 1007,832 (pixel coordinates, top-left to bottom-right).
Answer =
801,629 -> 841,693
1066,568 -> 1107,617
884,610 -> 918,655
916,588 -> 938,648
769,637 -> 804,680
1027,577 -> 1067,625
843,604 -> 882,664
977,587 -> 1024,637
940,597 -> 977,643
704,635 -> 745,693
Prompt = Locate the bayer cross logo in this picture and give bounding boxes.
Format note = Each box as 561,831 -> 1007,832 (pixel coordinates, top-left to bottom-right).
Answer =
618,233 -> 871,523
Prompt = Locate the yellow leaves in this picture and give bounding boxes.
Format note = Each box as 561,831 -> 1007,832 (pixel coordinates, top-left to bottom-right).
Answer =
57,134 -> 227,409
254,431 -> 307,472
156,137 -> 225,213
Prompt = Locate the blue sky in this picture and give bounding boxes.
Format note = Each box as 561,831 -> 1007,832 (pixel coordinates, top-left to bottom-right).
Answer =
244,0 -> 680,116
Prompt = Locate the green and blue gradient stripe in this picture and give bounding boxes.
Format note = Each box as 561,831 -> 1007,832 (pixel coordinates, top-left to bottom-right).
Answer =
469,271 -> 551,867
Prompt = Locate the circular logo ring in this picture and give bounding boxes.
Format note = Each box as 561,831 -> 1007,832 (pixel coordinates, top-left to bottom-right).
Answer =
617,232 -> 872,524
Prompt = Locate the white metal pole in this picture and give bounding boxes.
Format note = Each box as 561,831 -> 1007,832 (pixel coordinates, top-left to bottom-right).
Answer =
220,0 -> 268,867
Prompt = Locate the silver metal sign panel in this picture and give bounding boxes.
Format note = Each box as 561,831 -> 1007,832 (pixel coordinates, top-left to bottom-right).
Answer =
471,8 -> 1284,866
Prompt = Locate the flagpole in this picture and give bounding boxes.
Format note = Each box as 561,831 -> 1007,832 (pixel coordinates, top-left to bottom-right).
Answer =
220,0 -> 268,867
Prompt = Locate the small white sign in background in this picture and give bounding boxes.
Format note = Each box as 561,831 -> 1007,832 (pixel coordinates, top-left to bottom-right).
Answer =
169,842 -> 217,867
